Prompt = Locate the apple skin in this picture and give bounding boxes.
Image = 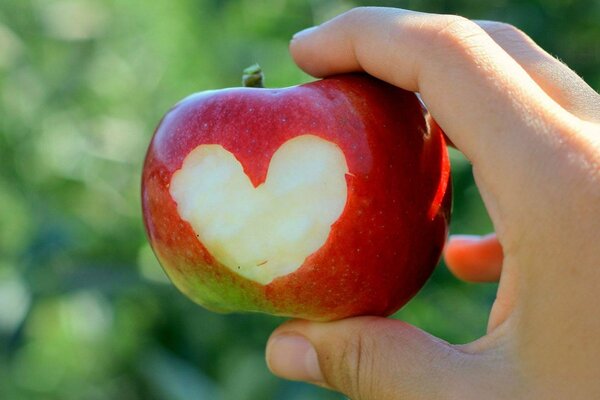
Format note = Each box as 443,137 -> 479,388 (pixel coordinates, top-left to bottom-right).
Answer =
142,73 -> 451,321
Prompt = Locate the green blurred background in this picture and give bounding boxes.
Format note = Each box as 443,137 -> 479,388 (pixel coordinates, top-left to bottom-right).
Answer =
0,0 -> 597,399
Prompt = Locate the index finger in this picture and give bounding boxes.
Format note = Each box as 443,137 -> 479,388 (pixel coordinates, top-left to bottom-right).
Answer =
290,8 -> 582,187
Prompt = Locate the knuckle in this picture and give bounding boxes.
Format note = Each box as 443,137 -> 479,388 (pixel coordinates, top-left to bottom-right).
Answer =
430,16 -> 488,55
341,6 -> 373,23
481,21 -> 530,46
335,321 -> 381,399
482,20 -> 520,35
341,6 -> 390,30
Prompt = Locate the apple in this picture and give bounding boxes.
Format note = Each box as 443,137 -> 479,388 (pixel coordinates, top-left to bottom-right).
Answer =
141,67 -> 451,321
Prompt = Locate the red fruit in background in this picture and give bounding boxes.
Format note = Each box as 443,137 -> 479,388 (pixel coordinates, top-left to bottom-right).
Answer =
142,68 -> 451,321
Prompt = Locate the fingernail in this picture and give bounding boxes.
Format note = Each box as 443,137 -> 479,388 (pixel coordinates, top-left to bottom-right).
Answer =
292,26 -> 318,41
266,334 -> 323,383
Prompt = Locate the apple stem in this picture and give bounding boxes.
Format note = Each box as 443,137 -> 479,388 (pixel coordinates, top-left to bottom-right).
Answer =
242,64 -> 264,88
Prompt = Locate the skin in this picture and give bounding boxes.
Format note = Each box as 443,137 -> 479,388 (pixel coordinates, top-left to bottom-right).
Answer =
265,7 -> 600,399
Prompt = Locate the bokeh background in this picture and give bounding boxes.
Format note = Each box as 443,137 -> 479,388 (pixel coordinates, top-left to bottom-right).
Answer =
0,0 -> 598,399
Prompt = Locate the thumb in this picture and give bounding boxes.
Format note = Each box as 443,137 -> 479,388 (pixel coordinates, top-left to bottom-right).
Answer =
266,317 -> 487,399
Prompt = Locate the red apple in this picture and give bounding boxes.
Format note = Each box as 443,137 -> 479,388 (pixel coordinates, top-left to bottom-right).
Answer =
142,69 -> 451,321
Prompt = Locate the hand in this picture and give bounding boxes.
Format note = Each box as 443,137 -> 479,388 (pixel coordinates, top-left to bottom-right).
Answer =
265,7 -> 600,399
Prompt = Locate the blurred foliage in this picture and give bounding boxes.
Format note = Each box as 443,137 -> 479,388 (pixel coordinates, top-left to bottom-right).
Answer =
0,0 -> 597,399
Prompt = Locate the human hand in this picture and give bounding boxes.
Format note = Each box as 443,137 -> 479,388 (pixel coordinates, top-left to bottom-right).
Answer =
265,7 -> 600,399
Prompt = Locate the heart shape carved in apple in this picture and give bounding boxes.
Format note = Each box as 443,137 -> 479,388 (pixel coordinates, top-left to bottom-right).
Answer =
169,135 -> 349,284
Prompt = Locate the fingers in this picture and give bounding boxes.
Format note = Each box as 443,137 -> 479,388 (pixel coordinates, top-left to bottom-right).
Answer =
290,8 -> 576,150
443,233 -> 517,332
476,21 -> 600,122
444,233 -> 504,282
290,7 -> 582,199
443,233 -> 515,332
266,317 -> 484,399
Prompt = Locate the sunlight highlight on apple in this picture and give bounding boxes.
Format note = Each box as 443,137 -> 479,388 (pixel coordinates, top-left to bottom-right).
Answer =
169,135 -> 349,284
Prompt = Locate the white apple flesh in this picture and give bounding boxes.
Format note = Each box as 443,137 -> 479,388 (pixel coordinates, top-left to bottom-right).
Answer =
169,135 -> 349,284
